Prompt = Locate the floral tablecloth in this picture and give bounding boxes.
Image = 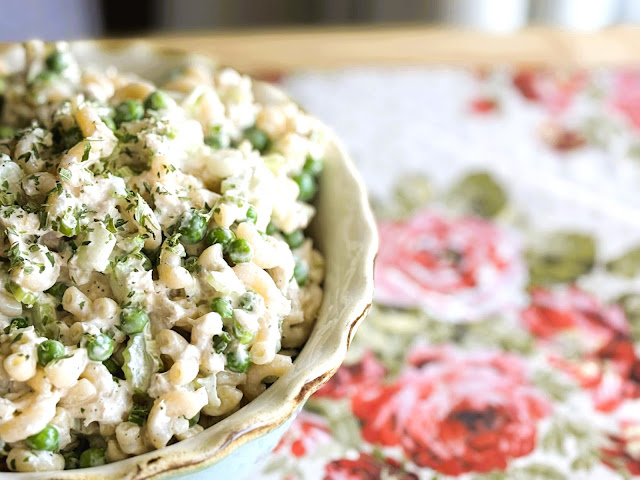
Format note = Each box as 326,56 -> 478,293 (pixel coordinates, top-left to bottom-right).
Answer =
256,66 -> 640,479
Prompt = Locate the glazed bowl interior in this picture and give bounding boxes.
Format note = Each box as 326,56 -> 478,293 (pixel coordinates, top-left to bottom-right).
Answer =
0,41 -> 378,479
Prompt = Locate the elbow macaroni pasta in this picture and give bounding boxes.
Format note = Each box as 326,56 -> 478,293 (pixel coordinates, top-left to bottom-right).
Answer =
0,40 -> 325,471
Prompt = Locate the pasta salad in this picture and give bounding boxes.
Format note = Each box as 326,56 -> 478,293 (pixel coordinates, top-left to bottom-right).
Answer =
0,41 -> 324,472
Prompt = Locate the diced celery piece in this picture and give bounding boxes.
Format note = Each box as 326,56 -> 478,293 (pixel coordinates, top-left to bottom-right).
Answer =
76,223 -> 116,272
122,326 -> 158,392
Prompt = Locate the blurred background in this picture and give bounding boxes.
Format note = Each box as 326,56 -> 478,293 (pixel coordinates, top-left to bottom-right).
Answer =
3,0 -> 640,41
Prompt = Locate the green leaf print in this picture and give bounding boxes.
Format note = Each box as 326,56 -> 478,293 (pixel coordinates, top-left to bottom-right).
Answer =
305,398 -> 362,449
371,173 -> 433,220
393,173 -> 433,215
542,416 -> 607,475
466,316 -> 536,354
474,472 -> 508,480
447,171 -> 507,218
525,231 -> 596,285
532,370 -> 577,402
476,464 -> 567,480
606,246 -> 640,278
515,464 -> 566,480
571,451 -> 601,472
347,306 -> 441,375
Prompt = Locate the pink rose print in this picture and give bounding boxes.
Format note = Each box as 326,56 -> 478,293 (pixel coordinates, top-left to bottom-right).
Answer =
324,453 -> 418,480
512,69 -> 587,114
375,210 -> 525,322
612,70 -> 640,130
522,287 -> 640,411
351,346 -> 550,475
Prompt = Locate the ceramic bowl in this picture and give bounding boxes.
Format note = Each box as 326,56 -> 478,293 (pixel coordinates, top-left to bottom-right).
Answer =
0,41 -> 378,479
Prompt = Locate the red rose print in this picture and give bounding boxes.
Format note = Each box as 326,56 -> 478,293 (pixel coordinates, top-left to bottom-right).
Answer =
522,287 -> 628,345
513,69 -> 587,114
602,421 -> 640,475
351,346 -> 550,475
314,351 -> 386,400
522,287 -> 640,411
375,210 -> 525,322
513,70 -> 542,101
275,412 -> 331,458
470,97 -> 499,114
612,70 -> 640,129
539,122 -> 587,152
324,453 -> 418,480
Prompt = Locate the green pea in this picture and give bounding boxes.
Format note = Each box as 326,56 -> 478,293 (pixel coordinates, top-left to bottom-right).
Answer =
120,307 -> 149,335
233,318 -> 255,345
46,282 -> 69,302
228,238 -> 252,264
244,127 -> 270,153
177,209 -> 208,244
265,221 -> 277,235
101,116 -> 116,131
26,425 -> 59,451
144,90 -> 171,111
205,226 -> 235,249
294,258 -> 309,286
60,127 -> 83,150
114,100 -> 144,126
213,332 -> 232,353
226,347 -> 251,373
0,126 -> 15,139
4,317 -> 29,334
281,229 -> 305,249
239,290 -> 259,312
45,51 -> 71,73
86,334 -> 114,361
303,156 -> 323,177
293,172 -> 317,202
245,205 -> 258,224
204,126 -> 230,149
37,340 -> 65,366
210,297 -> 233,319
79,448 -> 106,468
